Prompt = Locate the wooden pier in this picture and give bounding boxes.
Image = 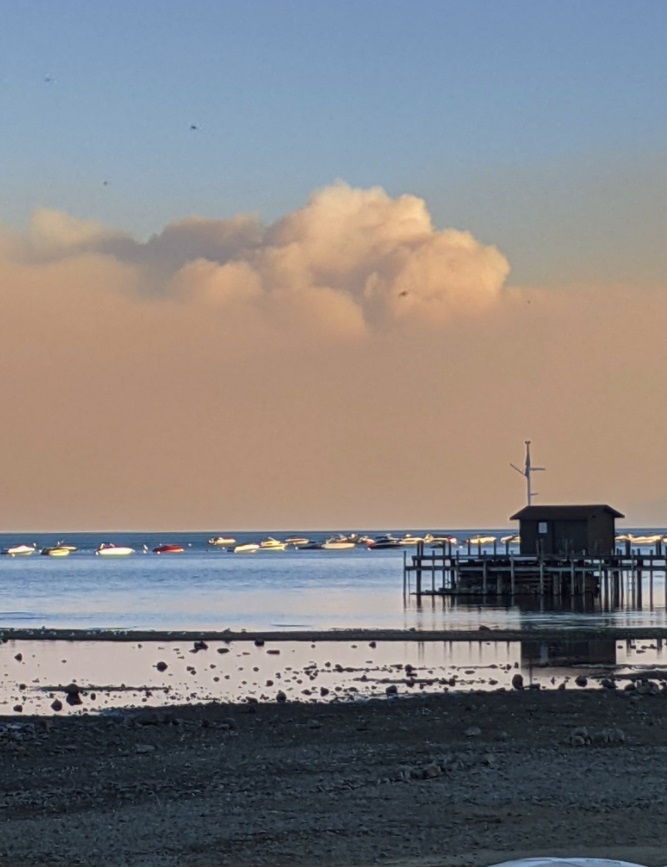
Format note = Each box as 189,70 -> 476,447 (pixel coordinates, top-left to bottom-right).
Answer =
403,541 -> 667,605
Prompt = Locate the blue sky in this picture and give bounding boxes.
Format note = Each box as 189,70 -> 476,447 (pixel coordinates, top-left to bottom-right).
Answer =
2,0 -> 666,283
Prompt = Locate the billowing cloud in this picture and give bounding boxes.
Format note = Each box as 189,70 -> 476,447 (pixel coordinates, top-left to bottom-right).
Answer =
12,183 -> 509,335
1,184 -> 666,531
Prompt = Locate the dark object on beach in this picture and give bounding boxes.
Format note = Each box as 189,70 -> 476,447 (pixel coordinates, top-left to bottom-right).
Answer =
193,640 -> 208,652
64,685 -> 82,706
156,661 -> 168,672
254,639 -> 265,647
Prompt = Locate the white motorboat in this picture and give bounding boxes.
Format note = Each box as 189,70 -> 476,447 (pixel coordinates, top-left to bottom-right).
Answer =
258,537 -> 285,549
322,536 -> 356,550
2,543 -> 37,556
396,534 -> 424,546
430,535 -> 458,547
96,544 -> 135,557
285,536 -> 311,547
232,543 -> 259,554
627,534 -> 663,545
208,536 -> 236,547
465,535 -> 497,546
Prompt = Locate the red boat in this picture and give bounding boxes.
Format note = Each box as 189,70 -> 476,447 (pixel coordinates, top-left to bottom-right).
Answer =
152,544 -> 185,554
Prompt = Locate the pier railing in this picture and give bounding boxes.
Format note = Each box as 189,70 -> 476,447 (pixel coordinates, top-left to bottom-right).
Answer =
403,542 -> 667,605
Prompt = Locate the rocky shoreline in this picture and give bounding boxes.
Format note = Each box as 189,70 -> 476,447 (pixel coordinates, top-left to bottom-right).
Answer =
3,625 -> 667,643
2,688 -> 667,865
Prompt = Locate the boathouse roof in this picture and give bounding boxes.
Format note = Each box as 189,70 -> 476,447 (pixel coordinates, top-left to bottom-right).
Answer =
510,504 -> 624,520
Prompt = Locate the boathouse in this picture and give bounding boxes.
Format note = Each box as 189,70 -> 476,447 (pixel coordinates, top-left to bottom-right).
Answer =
510,504 -> 624,557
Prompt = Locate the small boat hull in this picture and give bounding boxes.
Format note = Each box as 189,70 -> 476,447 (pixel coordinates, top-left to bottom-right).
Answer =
41,547 -> 71,557
232,543 -> 259,554
96,545 -> 135,557
153,544 -> 184,554
2,544 -> 37,556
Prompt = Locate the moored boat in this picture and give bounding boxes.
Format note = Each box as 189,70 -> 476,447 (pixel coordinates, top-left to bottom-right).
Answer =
41,546 -> 71,557
2,543 -> 37,556
232,543 -> 259,554
396,534 -> 424,546
369,534 -> 401,550
208,536 -> 236,547
153,544 -> 185,554
258,537 -> 285,549
430,535 -> 458,547
322,536 -> 356,550
96,543 -> 135,557
285,536 -> 311,547
465,535 -> 497,546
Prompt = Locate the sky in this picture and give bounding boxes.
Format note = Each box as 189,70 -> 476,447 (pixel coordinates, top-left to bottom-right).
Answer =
1,1 -> 667,531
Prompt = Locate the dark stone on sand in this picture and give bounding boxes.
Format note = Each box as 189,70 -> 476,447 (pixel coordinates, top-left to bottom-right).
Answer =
385,684 -> 398,696
156,661 -> 168,672
14,653 -> 22,662
63,684 -> 82,706
276,690 -> 287,703
13,705 -> 22,713
193,640 -> 208,652
254,639 -> 265,647
511,673 -> 524,690
575,675 -> 588,687
217,647 -> 229,654
51,699 -> 63,712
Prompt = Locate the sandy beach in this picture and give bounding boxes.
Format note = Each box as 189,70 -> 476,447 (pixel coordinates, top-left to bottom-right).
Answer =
2,630 -> 667,865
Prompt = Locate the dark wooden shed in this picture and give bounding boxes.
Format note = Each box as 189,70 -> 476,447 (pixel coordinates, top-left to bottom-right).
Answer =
509,504 -> 624,557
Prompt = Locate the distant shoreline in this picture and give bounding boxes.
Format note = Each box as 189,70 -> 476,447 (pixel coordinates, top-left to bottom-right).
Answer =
1,625 -> 667,642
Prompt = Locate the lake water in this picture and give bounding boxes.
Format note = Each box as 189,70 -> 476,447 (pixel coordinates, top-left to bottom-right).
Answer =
0,528 -> 666,633
1,528 -> 667,714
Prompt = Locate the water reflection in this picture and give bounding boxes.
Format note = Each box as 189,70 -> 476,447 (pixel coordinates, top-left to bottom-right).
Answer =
403,582 -> 667,631
3,633 -> 666,716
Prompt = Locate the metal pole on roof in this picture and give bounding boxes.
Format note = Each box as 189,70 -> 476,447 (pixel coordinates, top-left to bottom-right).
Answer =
510,440 -> 545,506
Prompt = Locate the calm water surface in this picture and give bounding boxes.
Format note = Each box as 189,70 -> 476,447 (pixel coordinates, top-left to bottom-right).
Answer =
0,528 -> 665,633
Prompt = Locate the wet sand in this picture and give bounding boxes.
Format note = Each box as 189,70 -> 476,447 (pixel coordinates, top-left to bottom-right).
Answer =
2,689 -> 667,866
3,628 -> 667,865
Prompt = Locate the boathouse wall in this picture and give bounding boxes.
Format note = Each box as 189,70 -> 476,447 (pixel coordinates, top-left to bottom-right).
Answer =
510,505 -> 624,557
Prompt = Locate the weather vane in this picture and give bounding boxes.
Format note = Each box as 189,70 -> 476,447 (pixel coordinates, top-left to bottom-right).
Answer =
510,440 -> 545,506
